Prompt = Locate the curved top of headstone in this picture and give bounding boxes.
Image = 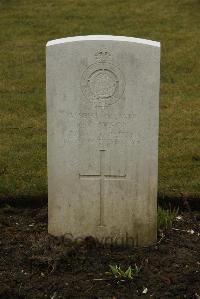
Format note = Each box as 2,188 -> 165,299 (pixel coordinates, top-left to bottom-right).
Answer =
46,35 -> 160,48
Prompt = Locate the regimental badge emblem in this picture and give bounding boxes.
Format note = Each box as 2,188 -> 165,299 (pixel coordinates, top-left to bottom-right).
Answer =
81,48 -> 125,107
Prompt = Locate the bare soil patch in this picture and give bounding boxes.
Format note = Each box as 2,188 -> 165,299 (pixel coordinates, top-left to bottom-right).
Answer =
0,205 -> 199,298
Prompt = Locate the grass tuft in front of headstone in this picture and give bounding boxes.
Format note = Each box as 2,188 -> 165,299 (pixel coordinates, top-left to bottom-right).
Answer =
157,206 -> 179,232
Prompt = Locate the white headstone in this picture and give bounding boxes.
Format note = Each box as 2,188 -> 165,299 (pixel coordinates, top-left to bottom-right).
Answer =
46,35 -> 160,246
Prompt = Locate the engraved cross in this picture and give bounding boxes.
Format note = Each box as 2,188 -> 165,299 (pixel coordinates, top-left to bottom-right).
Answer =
79,150 -> 126,226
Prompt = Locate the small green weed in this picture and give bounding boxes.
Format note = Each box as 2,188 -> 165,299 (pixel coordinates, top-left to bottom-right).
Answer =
158,206 -> 179,231
106,264 -> 141,280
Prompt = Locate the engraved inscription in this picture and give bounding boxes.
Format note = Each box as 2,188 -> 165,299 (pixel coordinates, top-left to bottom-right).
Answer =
60,110 -> 138,145
81,48 -> 125,107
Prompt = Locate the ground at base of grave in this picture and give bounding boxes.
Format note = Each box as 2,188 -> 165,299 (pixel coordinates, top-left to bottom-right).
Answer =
0,205 -> 199,299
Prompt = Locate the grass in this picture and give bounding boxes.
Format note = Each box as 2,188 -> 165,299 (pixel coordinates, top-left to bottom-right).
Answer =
0,0 -> 199,199
157,206 -> 178,231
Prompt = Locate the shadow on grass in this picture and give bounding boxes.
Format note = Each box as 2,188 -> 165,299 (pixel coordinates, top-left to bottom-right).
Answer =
0,193 -> 199,211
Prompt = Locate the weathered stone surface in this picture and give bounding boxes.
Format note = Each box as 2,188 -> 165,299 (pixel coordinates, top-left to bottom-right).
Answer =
46,35 -> 160,246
